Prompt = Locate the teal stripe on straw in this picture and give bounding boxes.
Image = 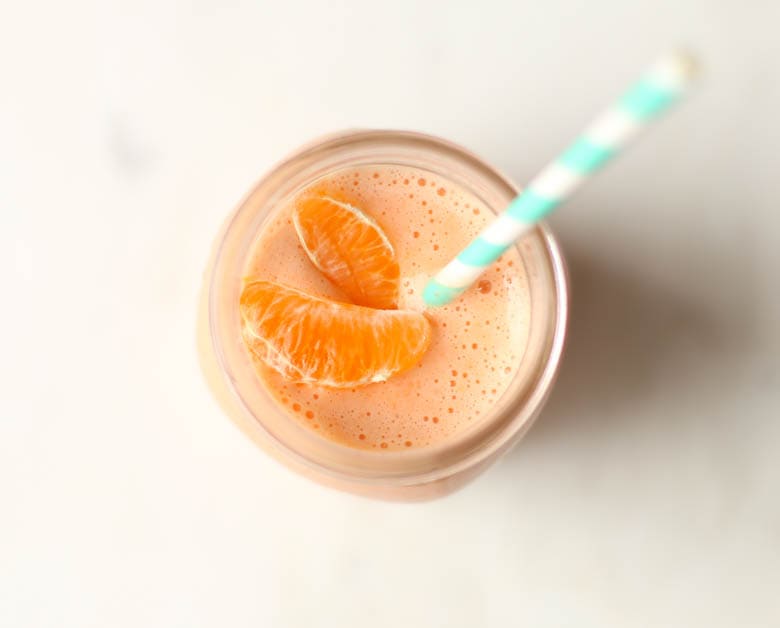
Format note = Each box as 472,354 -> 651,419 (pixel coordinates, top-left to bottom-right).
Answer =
621,79 -> 678,119
559,138 -> 615,172
423,280 -> 466,307
457,238 -> 508,266
506,190 -> 558,223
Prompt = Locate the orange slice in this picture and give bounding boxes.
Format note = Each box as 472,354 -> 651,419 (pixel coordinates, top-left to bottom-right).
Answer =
240,280 -> 431,387
293,195 -> 400,309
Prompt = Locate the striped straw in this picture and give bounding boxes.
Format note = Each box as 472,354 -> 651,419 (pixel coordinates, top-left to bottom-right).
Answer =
423,50 -> 697,307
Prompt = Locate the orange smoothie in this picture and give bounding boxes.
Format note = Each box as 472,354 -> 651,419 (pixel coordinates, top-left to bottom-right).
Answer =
199,130 -> 567,500
242,164 -> 531,452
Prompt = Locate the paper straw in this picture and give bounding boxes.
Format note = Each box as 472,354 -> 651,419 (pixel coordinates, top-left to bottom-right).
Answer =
423,50 -> 697,307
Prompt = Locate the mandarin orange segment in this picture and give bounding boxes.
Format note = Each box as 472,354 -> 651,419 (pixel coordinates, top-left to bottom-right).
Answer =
293,195 -> 400,309
240,280 -> 431,388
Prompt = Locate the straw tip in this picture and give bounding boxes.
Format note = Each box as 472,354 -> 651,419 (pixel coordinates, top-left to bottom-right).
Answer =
652,49 -> 700,88
423,279 -> 464,307
669,48 -> 700,77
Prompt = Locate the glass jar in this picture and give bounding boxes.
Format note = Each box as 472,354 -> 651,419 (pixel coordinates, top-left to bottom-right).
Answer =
197,130 -> 568,500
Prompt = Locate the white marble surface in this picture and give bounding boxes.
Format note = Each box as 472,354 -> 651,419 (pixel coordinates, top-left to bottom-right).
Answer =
2,1 -> 779,626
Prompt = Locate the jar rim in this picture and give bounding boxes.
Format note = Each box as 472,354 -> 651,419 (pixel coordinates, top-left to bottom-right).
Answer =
207,129 -> 568,487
